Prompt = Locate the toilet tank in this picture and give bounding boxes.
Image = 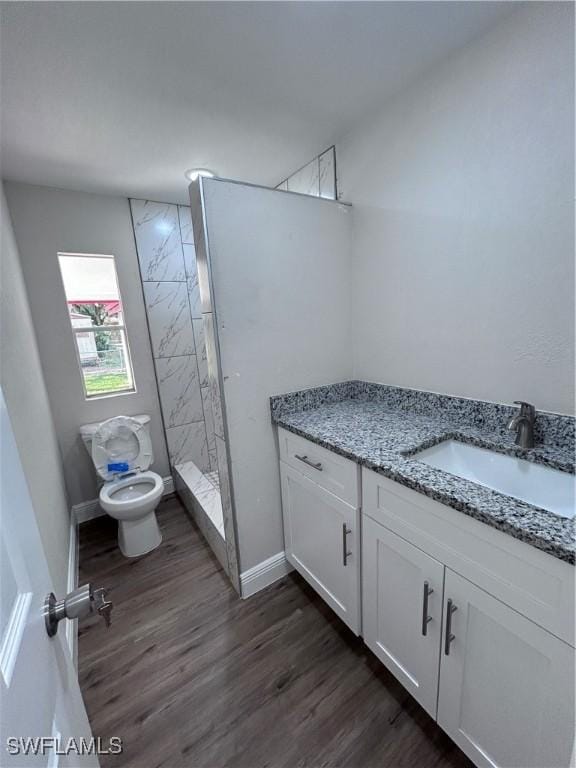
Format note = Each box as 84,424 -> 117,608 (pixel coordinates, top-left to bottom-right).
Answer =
79,414 -> 152,457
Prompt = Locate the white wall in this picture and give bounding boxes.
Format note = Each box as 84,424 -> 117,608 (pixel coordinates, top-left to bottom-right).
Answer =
339,3 -> 574,415
1,185 -> 70,593
4,183 -> 170,506
203,179 -> 352,571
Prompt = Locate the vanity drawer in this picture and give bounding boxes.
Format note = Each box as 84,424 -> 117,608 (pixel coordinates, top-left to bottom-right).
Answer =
278,427 -> 360,507
362,468 -> 575,646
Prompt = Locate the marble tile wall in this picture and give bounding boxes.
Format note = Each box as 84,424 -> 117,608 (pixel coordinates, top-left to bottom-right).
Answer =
276,146 -> 337,200
130,198 -> 217,472
189,178 -> 241,593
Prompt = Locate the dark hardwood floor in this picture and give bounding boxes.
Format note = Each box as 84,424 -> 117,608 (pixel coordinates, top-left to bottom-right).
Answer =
78,496 -> 472,768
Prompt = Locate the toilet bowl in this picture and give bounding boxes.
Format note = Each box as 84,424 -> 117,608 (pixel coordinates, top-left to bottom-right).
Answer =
80,415 -> 164,557
99,470 -> 163,557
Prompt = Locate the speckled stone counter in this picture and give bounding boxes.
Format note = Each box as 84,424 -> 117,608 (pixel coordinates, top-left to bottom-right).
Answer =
271,382 -> 575,564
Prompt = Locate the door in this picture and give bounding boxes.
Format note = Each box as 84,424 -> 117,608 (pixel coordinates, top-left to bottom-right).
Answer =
0,390 -> 98,766
362,515 -> 444,717
280,462 -> 360,634
438,569 -> 575,768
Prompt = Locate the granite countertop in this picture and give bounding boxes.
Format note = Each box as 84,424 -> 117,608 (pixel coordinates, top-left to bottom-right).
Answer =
271,383 -> 575,564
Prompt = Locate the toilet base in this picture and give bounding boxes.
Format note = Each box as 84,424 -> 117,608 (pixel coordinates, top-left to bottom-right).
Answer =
118,511 -> 162,557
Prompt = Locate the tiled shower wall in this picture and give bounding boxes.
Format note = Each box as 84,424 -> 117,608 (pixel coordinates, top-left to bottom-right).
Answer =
188,180 -> 241,592
129,199 -> 217,473
276,145 -> 337,198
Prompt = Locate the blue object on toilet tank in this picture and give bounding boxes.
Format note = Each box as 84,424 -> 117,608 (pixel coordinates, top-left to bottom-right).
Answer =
108,462 -> 130,473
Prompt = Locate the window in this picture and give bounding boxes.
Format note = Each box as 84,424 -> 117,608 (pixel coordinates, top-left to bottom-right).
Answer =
58,253 -> 136,398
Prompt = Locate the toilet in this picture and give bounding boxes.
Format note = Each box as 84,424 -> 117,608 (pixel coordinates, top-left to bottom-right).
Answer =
80,415 -> 163,557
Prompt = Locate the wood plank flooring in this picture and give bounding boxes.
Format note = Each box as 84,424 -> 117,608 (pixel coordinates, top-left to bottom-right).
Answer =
78,496 -> 472,768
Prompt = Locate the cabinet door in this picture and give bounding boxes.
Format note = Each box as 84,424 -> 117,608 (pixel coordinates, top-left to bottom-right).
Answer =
438,569 -> 575,768
280,462 -> 360,634
362,514 -> 445,717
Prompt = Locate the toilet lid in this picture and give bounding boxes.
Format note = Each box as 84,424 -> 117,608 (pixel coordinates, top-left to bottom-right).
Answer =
91,416 -> 152,480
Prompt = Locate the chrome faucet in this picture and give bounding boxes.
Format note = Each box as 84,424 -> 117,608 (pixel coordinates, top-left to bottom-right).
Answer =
507,401 -> 536,449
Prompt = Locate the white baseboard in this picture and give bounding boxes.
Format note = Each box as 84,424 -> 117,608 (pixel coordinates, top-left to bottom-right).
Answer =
65,515 -> 79,668
72,497 -> 103,525
241,551 -> 293,599
72,474 -> 175,524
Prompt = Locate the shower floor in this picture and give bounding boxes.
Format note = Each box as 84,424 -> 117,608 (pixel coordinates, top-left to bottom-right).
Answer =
204,470 -> 220,490
173,461 -> 227,572
174,461 -> 224,536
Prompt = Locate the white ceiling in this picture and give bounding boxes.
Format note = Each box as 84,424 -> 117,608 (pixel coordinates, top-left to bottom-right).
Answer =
1,1 -> 513,204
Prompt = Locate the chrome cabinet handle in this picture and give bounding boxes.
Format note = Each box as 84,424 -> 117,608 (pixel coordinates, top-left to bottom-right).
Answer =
421,581 -> 434,636
342,523 -> 352,566
295,454 -> 323,471
444,598 -> 458,655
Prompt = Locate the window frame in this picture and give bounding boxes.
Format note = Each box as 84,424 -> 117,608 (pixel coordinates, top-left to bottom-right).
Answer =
58,252 -> 137,400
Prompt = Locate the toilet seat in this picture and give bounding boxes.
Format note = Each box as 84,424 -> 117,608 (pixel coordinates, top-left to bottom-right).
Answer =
92,416 -> 153,480
99,470 -> 163,518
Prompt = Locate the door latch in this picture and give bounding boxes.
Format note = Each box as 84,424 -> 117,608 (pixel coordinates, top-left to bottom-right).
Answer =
44,583 -> 113,637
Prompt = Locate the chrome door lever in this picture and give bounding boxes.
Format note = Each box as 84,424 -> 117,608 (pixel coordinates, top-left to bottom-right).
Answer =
44,583 -> 113,637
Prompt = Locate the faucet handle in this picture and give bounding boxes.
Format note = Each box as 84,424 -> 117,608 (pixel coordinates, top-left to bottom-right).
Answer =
513,401 -> 535,416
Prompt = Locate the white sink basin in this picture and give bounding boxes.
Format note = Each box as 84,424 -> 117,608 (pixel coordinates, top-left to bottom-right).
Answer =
413,440 -> 575,519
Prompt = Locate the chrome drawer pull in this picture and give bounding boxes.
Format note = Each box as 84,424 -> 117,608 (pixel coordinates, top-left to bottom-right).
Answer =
295,454 -> 323,471
342,523 -> 352,566
444,599 -> 458,655
421,581 -> 434,636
